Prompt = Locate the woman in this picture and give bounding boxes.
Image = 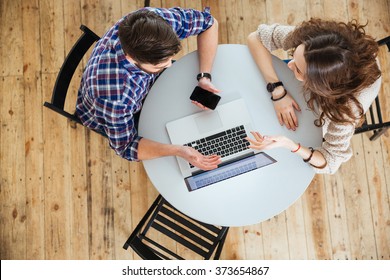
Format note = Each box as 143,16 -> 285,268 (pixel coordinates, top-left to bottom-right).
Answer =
246,19 -> 381,174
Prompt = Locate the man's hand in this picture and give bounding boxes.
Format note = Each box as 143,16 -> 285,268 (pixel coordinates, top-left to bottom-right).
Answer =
191,78 -> 221,110
179,146 -> 221,170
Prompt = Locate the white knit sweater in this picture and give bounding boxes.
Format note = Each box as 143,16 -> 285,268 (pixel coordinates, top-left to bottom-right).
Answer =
256,23 -> 382,174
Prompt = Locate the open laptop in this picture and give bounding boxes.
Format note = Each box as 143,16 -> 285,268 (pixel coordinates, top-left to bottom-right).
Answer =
166,98 -> 276,191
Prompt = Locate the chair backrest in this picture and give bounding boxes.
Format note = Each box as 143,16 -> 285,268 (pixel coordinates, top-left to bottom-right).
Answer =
354,35 -> 390,140
123,195 -> 229,260
43,25 -> 100,124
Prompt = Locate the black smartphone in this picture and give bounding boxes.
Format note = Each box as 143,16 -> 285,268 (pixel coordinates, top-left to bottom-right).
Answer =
189,86 -> 221,110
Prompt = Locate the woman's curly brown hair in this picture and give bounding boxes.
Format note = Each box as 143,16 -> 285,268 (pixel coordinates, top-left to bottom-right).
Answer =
284,18 -> 381,126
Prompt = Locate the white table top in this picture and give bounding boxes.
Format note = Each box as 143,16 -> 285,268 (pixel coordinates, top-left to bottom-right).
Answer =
139,44 -> 322,227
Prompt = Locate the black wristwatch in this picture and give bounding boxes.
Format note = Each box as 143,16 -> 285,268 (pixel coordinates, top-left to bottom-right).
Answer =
197,72 -> 212,81
266,81 -> 284,93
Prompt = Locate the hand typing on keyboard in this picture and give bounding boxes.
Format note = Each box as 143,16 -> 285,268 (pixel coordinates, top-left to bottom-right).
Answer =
179,146 -> 221,171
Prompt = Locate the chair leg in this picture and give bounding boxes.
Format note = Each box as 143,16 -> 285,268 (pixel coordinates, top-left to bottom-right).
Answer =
370,127 -> 389,141
144,0 -> 150,7
213,228 -> 229,260
123,195 -> 162,250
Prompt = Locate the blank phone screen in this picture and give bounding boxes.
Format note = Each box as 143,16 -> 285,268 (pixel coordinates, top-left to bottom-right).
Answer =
190,86 -> 221,110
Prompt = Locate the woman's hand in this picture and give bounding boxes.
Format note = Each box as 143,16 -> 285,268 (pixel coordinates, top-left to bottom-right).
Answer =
245,132 -> 296,151
179,146 -> 221,170
272,92 -> 301,131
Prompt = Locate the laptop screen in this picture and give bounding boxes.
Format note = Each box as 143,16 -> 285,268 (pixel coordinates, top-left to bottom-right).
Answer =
184,152 -> 277,192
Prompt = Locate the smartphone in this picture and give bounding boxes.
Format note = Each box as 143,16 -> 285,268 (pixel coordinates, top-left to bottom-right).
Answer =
190,86 -> 221,110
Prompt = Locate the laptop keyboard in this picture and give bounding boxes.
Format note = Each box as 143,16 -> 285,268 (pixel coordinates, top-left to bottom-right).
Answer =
184,125 -> 250,168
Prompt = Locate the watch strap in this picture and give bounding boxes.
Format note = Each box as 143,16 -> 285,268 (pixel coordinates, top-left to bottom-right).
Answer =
197,72 -> 212,81
267,81 -> 283,92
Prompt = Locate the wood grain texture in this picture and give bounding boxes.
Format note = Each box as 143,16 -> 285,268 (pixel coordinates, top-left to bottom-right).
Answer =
0,0 -> 389,260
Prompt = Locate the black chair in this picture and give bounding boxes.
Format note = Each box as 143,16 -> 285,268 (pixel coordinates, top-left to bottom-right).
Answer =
123,195 -> 229,260
44,25 -> 100,125
354,36 -> 390,140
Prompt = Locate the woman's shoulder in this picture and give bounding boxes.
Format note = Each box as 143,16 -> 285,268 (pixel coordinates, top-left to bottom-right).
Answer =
256,24 -> 295,51
356,75 -> 382,113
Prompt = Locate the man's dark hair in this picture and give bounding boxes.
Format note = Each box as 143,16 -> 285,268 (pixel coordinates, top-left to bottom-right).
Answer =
118,9 -> 182,65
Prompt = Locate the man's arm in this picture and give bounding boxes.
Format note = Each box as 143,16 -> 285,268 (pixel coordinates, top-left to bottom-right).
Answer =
137,138 -> 221,170
194,19 -> 220,109
197,19 -> 218,76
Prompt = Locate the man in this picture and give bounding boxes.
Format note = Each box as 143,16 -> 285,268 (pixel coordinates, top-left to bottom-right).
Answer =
76,7 -> 221,170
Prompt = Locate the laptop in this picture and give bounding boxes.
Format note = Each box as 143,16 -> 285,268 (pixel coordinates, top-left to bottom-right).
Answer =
166,98 -> 277,191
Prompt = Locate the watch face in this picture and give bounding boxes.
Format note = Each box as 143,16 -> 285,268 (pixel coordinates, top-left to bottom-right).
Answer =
267,82 -> 283,92
266,83 -> 274,92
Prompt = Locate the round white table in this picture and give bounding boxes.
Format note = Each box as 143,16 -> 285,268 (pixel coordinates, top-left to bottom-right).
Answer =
139,44 -> 322,226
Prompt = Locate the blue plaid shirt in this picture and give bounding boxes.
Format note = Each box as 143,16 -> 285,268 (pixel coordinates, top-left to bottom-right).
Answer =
76,7 -> 214,161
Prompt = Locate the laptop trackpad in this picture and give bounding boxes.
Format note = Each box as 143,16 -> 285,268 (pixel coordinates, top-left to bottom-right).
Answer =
195,112 -> 223,134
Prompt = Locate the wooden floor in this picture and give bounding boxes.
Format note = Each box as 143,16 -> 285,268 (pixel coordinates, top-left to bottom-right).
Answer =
1,0 -> 389,260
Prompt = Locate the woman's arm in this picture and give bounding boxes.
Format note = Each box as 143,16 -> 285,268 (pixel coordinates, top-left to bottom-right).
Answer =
245,132 -> 327,169
247,28 -> 300,130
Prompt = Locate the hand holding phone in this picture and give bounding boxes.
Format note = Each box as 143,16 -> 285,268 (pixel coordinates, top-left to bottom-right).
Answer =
190,86 -> 221,110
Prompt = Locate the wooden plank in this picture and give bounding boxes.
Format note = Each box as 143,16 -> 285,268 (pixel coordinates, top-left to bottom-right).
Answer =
149,0 -> 163,7
302,176 -> 333,259
285,198 -> 309,259
81,0 -> 121,36
42,73 -> 72,259
222,227 -> 247,259
111,156 -> 132,259
241,224 -> 265,259
242,0 -> 267,38
205,0 -> 229,44
377,46 -> 390,248
62,0 -> 90,260
264,0 -> 286,58
86,134 -> 115,259
0,76 -> 27,259
343,136 -> 377,259
120,0 -> 146,16
282,0 -> 307,25
224,0 -> 246,44
359,0 -> 390,262
0,0 -> 23,76
260,215 -> 289,259
346,0 -> 364,22
323,174 -> 351,259
21,0 -> 45,260
129,162 -> 159,259
40,0 -> 65,74
362,134 -> 390,259
374,3 -> 390,220
265,0 -> 285,23
323,0 -> 348,21
1,0 -> 390,261
68,126 -> 89,259
306,0 -> 324,18
24,72 -> 45,260
40,0 -> 73,260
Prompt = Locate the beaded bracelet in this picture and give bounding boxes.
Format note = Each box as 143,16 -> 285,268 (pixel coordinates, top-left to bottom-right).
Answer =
303,147 -> 314,163
291,143 -> 301,153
